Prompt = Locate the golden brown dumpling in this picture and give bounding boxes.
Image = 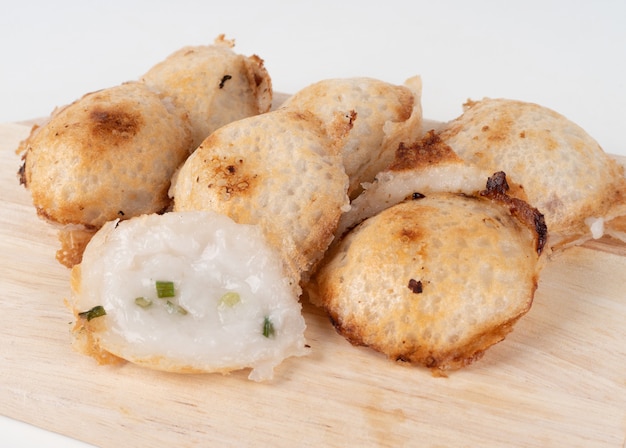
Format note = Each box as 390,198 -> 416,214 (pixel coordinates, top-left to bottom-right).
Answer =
438,98 -> 626,250
141,35 -> 272,148
313,178 -> 546,373
19,82 -> 193,228
170,108 -> 350,280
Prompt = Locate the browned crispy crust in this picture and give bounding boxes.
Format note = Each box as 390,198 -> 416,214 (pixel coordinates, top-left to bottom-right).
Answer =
388,130 -> 462,172
480,171 -> 548,255
314,184 -> 544,374
326,306 -> 525,373
20,82 -> 193,228
56,226 -> 98,268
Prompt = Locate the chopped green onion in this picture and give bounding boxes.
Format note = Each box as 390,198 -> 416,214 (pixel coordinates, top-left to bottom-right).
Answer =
134,297 -> 152,308
78,305 -> 106,321
218,291 -> 241,308
262,316 -> 275,338
155,280 -> 175,298
165,300 -> 188,315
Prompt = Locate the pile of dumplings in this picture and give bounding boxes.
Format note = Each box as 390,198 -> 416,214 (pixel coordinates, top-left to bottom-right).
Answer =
17,35 -> 626,380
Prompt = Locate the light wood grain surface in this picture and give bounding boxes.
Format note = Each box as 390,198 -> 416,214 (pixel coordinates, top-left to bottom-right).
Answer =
1,122 -> 625,447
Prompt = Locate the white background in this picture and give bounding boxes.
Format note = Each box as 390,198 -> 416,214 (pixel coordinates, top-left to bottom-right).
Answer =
0,1 -> 624,446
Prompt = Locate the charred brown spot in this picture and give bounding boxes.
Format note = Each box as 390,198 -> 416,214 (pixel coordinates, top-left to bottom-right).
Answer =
254,72 -> 264,87
208,157 -> 256,199
17,161 -> 27,186
219,74 -> 232,89
396,90 -> 415,121
481,171 -> 548,254
346,110 -> 357,127
533,215 -> 548,253
399,227 -> 420,242
408,279 -> 423,294
327,312 -> 367,347
327,109 -> 358,140
89,107 -> 143,143
389,130 -> 462,172
519,131 -> 526,138
484,170 -> 510,195
248,55 -> 267,87
425,356 -> 438,368
484,114 -> 514,143
35,206 -> 55,223
411,192 -> 425,200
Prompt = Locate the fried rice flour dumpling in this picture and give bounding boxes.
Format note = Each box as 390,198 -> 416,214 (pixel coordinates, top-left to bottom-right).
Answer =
140,34 -> 273,148
70,211 -> 308,382
312,182 -> 546,373
437,98 -> 626,250
170,108 -> 350,280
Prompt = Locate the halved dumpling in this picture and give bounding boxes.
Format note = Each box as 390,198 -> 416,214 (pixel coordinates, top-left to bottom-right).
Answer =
69,211 -> 308,381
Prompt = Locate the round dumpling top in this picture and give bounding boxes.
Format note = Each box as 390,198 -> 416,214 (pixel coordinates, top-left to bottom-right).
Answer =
171,108 -> 350,279
19,81 -> 193,228
438,98 -> 626,249
313,190 -> 544,373
70,211 -> 308,382
282,76 -> 423,198
141,35 -> 273,148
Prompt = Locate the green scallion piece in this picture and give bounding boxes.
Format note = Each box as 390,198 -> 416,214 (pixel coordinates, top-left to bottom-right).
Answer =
218,291 -> 241,308
134,297 -> 152,308
155,280 -> 175,298
262,316 -> 275,338
165,300 -> 188,315
78,305 -> 106,321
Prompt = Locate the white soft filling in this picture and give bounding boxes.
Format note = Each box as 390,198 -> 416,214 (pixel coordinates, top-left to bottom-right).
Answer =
585,216 -> 605,239
75,211 -> 307,381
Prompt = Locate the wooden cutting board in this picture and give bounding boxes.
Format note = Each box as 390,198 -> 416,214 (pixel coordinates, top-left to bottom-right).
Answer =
1,121 -> 625,448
